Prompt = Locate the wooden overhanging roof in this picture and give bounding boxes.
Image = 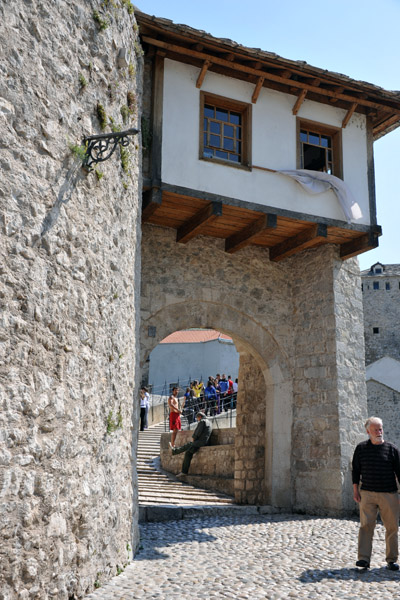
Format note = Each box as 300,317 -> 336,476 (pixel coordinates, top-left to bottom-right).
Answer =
136,10 -> 400,140
137,11 -> 386,260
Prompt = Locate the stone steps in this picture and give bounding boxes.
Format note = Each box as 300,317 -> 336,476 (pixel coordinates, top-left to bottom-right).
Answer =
137,421 -> 235,520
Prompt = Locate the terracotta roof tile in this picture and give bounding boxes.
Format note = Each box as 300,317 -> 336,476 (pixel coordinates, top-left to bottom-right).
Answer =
160,329 -> 233,344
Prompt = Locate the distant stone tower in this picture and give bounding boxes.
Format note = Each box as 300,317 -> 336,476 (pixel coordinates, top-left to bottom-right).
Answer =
361,263 -> 400,365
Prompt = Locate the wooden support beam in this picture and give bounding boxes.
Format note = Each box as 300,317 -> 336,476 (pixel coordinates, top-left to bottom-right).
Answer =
292,89 -> 307,115
141,36 -> 400,116
250,61 -> 262,70
342,102 -> 358,128
311,78 -> 321,87
196,60 -> 211,88
193,43 -> 204,52
252,76 -> 265,104
373,114 -> 400,136
340,232 -> 379,260
225,52 -> 235,62
329,87 -> 344,103
269,223 -> 327,262
225,214 -> 277,254
142,188 -> 162,221
177,201 -> 223,243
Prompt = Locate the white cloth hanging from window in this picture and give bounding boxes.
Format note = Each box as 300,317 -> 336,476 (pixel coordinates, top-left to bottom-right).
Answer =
278,169 -> 363,224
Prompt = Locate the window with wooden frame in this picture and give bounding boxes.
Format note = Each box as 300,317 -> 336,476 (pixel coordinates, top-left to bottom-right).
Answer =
297,118 -> 343,178
200,92 -> 251,168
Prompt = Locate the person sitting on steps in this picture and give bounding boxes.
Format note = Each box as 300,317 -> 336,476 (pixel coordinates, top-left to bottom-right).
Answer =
169,411 -> 212,477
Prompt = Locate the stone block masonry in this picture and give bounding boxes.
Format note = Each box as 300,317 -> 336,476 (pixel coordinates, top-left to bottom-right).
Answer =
0,1 -> 142,598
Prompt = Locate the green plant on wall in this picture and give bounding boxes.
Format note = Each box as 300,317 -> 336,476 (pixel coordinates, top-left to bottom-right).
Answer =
96,103 -> 108,131
120,105 -> 129,124
120,0 -> 134,14
120,146 -> 130,174
93,10 -> 108,30
106,409 -> 123,434
128,62 -> 135,78
127,91 -> 135,113
79,73 -> 88,89
68,141 -> 87,164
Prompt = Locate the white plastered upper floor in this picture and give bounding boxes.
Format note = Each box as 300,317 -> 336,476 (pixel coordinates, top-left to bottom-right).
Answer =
161,58 -> 371,226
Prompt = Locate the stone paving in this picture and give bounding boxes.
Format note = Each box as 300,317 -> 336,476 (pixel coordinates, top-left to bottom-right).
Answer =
86,512 -> 400,599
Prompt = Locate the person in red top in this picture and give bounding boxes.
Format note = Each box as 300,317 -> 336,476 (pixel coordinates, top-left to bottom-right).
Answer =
168,387 -> 182,448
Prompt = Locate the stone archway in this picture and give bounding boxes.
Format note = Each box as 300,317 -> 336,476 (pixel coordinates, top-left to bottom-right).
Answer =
140,300 -> 293,508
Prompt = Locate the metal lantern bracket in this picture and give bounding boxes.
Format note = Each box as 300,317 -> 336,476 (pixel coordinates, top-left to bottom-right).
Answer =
82,127 -> 139,171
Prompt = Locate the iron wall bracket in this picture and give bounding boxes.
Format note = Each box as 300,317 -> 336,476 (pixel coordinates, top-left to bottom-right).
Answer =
82,128 -> 139,171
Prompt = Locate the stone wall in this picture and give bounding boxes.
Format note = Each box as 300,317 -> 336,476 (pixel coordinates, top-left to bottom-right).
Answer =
367,380 -> 400,448
290,248 -> 366,513
140,225 -> 367,515
0,2 -> 142,598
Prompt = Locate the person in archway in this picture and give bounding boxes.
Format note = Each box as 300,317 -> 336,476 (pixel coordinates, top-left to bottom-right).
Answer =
170,411 -> 212,476
168,387 -> 182,448
352,416 -> 400,571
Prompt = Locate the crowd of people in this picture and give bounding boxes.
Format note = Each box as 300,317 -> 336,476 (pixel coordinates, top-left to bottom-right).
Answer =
181,373 -> 238,424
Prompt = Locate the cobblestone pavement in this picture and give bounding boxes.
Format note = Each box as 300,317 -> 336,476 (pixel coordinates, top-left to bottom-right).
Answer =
86,513 -> 400,600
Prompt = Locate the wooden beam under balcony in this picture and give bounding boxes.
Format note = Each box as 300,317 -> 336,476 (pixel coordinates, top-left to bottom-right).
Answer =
269,223 -> 328,261
340,231 -> 379,260
225,214 -> 277,253
292,89 -> 307,115
177,201 -> 223,243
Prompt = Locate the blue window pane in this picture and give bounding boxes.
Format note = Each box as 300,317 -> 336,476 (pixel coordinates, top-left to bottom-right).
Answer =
309,133 -> 319,145
210,121 -> 221,134
300,130 -> 307,142
236,141 -> 242,154
229,154 -> 239,162
236,127 -> 242,140
204,118 -> 208,131
230,112 -> 241,125
216,108 -> 228,122
216,150 -> 228,159
223,138 -> 234,151
204,133 -> 207,145
373,281 -> 379,290
210,134 -> 220,148
224,124 -> 234,137
204,105 -> 214,118
203,148 -> 213,158
321,135 -> 331,148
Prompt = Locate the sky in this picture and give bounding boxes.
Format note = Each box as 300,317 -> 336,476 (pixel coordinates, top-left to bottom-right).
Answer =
137,0 -> 400,270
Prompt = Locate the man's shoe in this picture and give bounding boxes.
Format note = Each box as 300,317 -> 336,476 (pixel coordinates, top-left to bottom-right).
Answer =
356,560 -> 370,569
387,562 -> 399,571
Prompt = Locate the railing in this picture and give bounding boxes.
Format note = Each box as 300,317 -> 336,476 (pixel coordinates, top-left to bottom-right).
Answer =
163,392 -> 237,431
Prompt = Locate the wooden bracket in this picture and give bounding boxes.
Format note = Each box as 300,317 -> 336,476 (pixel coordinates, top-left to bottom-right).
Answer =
342,102 -> 358,128
269,223 -> 327,262
292,89 -> 307,115
177,201 -> 223,243
225,214 -> 277,253
196,60 -> 211,89
252,76 -> 265,104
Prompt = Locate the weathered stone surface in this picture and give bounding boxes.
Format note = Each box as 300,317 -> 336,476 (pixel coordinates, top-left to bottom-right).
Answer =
0,1 -> 142,598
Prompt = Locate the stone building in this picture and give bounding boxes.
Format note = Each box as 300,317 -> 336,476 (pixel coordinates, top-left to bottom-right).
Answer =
361,263 -> 400,446
2,2 -> 400,598
137,10 -> 400,516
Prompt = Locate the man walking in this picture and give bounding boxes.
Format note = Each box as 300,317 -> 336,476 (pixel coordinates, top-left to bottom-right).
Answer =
170,411 -> 212,476
168,387 -> 182,448
352,416 -> 400,570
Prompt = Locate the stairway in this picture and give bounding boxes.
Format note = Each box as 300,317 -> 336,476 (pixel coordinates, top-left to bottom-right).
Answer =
137,421 -> 235,507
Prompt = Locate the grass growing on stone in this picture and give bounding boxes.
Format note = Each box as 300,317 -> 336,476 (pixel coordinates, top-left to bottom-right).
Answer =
93,10 -> 108,31
69,142 -> 87,163
106,410 -> 122,434
96,103 -> 108,131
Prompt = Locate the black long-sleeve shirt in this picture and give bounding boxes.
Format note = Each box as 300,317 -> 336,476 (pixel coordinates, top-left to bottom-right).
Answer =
352,439 -> 400,492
